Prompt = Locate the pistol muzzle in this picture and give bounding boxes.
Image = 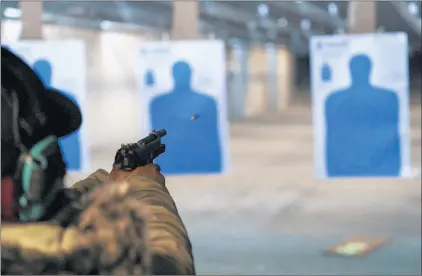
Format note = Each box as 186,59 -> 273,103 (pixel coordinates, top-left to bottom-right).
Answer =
154,129 -> 167,138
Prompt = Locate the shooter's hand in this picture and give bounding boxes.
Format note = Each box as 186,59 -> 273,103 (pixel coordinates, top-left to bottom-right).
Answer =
110,164 -> 164,185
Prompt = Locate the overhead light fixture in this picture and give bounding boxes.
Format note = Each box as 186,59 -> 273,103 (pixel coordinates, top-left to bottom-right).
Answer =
300,19 -> 311,31
100,20 -> 112,30
4,7 -> 21,19
407,2 -> 419,16
328,3 -> 338,16
257,3 -> 269,18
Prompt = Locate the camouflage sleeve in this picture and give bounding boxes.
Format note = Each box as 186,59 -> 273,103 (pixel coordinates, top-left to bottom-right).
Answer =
72,169 -> 196,274
70,168 -> 112,194
2,173 -> 195,275
1,181 -> 152,275
123,174 -> 196,275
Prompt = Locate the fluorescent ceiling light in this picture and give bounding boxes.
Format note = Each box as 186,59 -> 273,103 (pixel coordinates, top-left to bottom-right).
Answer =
4,7 -> 21,19
100,20 -> 112,30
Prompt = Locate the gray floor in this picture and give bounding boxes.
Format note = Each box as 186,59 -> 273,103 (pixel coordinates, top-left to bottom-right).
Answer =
67,104 -> 422,275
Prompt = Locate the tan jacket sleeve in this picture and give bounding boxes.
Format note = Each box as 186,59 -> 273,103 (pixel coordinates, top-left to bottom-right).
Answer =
1,171 -> 195,275
2,180 -> 151,275
123,174 -> 196,275
71,169 -> 195,274
71,168 -> 112,193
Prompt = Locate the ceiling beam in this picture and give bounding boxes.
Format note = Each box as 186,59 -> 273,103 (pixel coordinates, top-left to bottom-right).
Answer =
200,1 -> 300,36
3,0 -> 308,46
160,1 -> 306,38
46,1 -> 256,41
390,1 -> 421,37
63,1 -> 171,28
272,2 -> 348,31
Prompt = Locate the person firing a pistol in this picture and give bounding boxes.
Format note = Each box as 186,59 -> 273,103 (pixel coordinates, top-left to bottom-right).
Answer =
1,46 -> 195,275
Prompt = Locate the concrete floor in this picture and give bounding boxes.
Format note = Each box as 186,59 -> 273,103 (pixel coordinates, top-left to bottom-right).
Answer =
67,104 -> 421,275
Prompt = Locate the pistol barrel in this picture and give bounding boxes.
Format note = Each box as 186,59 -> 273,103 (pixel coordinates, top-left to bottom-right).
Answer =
154,129 -> 167,138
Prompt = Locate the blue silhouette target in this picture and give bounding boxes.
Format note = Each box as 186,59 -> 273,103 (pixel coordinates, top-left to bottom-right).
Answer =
139,41 -> 229,176
324,55 -> 401,177
149,61 -> 222,174
321,63 -> 332,82
310,33 -> 411,178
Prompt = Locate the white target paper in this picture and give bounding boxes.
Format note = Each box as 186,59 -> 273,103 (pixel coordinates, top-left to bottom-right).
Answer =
310,32 -> 411,179
138,40 -> 230,175
6,40 -> 89,173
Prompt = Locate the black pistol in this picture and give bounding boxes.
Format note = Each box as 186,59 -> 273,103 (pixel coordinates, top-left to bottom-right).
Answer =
113,129 -> 167,171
